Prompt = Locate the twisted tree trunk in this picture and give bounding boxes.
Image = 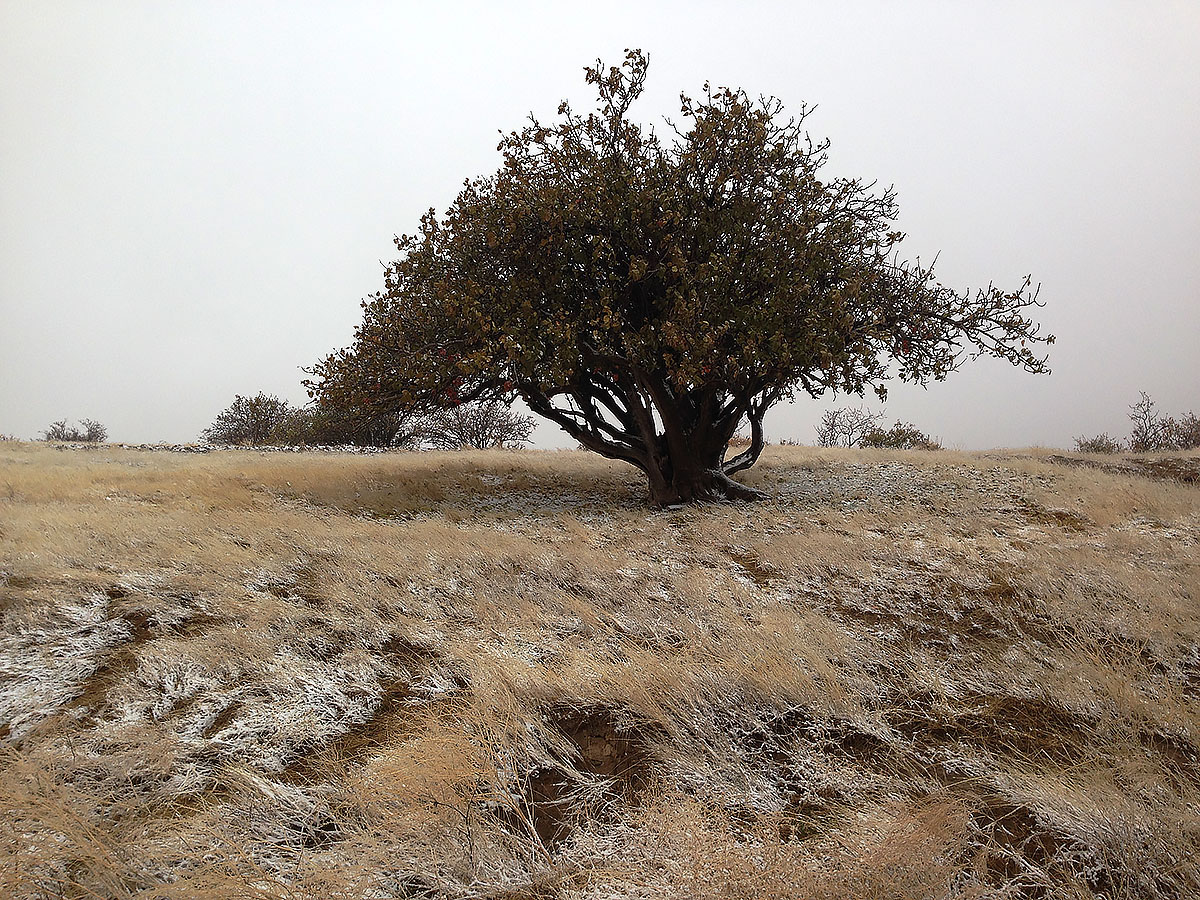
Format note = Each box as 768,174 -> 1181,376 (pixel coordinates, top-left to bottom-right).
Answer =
642,429 -> 766,507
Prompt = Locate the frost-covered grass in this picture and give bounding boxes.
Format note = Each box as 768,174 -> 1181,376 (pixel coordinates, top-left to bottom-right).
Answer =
1,442 -> 1198,898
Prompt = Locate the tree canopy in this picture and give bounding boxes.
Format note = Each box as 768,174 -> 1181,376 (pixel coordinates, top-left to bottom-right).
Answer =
308,50 -> 1052,505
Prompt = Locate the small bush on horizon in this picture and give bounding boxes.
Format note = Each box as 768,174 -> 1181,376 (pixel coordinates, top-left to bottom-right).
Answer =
1127,392 -> 1199,453
40,419 -> 107,443
1073,393 -> 1199,455
201,393 -> 299,446
203,391 -> 533,450
409,400 -> 535,450
1074,433 -> 1123,454
1175,412 -> 1200,449
816,407 -> 882,448
816,409 -> 941,450
861,421 -> 943,451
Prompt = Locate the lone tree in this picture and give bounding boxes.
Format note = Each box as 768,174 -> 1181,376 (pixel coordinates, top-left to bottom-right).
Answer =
309,50 -> 1052,505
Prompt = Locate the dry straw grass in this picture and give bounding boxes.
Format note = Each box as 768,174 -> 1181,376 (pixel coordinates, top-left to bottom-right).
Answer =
1,441 -> 1198,898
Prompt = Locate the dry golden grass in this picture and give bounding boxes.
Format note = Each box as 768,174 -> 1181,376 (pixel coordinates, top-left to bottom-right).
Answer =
1,441 -> 1198,899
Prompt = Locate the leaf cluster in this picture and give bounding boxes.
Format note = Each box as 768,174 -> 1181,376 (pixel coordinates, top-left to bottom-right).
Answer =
314,50 -> 1049,408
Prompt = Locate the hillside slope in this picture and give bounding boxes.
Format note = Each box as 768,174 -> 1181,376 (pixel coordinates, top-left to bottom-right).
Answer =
1,443 -> 1198,898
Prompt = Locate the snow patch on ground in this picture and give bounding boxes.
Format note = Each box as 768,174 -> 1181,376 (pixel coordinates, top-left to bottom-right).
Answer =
0,591 -> 129,741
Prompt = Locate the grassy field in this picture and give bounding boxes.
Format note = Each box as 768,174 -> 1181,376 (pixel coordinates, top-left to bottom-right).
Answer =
1,441 -> 1197,899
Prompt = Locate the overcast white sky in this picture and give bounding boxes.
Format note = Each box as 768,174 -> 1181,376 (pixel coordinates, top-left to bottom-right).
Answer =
2,1 -> 1198,448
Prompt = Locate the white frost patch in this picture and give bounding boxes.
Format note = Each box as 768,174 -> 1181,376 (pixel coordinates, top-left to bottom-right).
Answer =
203,651 -> 384,771
0,592 -> 129,741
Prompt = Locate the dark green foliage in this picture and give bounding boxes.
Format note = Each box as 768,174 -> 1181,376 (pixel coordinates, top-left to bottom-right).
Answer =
861,421 -> 942,451
201,391 -> 529,450
308,50 -> 1052,504
302,401 -> 414,448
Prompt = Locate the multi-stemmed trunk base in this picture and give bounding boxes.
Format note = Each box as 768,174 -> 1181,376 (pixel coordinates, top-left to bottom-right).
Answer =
646,466 -> 767,507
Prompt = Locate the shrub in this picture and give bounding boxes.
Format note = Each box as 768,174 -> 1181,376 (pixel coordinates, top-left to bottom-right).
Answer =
1073,433 -> 1123,454
816,408 -> 882,448
861,421 -> 942,451
1075,394 -> 1198,454
1168,411 -> 1200,450
1126,392 -> 1198,453
201,393 -> 299,446
203,392 -> 427,448
304,402 -> 417,448
267,406 -> 320,447
410,400 -> 535,450
1128,392 -> 1174,453
40,419 -> 107,443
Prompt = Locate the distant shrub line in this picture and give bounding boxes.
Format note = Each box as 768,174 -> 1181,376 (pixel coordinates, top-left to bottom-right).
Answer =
20,392 -> 1191,455
1075,393 -> 1199,454
816,407 -> 942,450
200,392 -> 534,450
40,419 -> 108,443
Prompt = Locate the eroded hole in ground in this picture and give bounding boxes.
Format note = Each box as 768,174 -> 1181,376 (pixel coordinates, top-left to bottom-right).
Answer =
522,705 -> 664,847
972,797 -> 1071,894
557,708 -> 660,785
522,765 -> 574,846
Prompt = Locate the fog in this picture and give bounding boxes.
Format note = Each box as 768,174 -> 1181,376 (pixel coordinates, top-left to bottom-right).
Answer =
2,2 -> 1197,448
